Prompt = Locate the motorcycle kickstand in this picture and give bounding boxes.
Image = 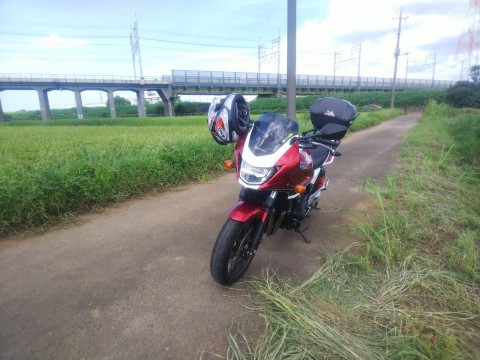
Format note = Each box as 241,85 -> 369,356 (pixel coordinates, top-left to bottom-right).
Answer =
309,206 -> 321,213
305,206 -> 321,218
295,226 -> 311,243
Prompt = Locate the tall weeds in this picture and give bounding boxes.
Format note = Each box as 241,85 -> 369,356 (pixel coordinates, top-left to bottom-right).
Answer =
225,102 -> 480,359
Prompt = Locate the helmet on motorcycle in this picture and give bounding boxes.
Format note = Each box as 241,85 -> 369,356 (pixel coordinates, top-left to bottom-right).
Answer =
207,93 -> 250,145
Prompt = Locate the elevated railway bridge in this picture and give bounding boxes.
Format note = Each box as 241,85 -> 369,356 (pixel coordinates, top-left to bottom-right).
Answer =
0,70 -> 455,120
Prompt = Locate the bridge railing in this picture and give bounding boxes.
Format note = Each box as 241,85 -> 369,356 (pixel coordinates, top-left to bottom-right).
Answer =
0,71 -> 456,90
0,73 -> 171,84
171,70 -> 455,90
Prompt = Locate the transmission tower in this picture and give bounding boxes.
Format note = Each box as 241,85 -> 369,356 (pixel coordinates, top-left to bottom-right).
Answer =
130,15 -> 144,80
455,0 -> 480,80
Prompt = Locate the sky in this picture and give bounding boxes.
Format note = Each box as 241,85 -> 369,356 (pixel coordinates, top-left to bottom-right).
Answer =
0,0 -> 473,112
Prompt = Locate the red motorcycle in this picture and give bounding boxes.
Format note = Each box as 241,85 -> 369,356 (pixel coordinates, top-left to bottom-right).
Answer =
207,94 -> 357,285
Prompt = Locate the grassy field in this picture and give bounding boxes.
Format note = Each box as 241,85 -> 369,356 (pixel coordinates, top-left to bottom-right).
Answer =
225,102 -> 480,359
0,116 -> 234,235
0,109 -> 402,237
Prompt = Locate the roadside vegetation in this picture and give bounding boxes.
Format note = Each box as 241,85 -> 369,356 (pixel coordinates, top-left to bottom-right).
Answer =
225,101 -> 480,359
444,64 -> 480,109
2,89 -> 441,121
0,116 -> 231,236
2,100 -> 211,121
249,89 -> 445,114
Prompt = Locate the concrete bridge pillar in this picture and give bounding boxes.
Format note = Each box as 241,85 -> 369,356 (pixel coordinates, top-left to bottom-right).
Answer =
74,89 -> 84,119
37,89 -> 51,120
163,97 -> 174,117
0,93 -> 5,121
107,90 -> 116,118
157,85 -> 174,117
136,90 -> 147,118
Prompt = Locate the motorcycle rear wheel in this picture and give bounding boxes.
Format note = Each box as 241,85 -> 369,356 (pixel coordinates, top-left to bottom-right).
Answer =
210,218 -> 260,285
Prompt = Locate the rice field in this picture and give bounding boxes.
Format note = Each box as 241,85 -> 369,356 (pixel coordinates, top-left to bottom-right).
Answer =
0,110 -> 402,237
0,116 -> 234,235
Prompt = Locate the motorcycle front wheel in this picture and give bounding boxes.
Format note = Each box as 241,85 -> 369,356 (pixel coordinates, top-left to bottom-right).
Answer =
210,218 -> 260,285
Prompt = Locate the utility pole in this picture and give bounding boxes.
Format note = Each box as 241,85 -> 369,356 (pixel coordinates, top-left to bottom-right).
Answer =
272,32 -> 281,94
405,58 -> 409,83
429,52 -> 437,86
286,0 -> 296,119
258,42 -> 265,74
355,42 -> 362,90
333,49 -> 340,86
390,8 -> 408,108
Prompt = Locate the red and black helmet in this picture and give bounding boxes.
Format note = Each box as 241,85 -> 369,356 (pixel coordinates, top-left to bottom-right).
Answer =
207,93 -> 250,144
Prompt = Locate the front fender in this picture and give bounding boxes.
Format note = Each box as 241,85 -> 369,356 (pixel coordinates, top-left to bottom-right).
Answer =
228,200 -> 267,222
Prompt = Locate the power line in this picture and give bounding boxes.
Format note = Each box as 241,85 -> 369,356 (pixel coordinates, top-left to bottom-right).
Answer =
0,32 -> 256,49
0,56 -> 132,62
1,10 -> 261,42
0,32 -> 128,39
0,48 -> 256,62
0,23 -> 257,44
140,37 -> 254,49
0,38 -> 256,54
0,39 -> 127,46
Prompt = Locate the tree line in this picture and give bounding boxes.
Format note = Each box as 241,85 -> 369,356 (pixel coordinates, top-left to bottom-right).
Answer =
444,65 -> 480,108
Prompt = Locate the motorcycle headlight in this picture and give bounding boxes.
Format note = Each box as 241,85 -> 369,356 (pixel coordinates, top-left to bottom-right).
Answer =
239,161 -> 276,185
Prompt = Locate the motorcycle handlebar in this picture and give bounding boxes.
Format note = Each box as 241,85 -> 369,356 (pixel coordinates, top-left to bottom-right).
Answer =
310,141 -> 342,156
290,132 -> 341,156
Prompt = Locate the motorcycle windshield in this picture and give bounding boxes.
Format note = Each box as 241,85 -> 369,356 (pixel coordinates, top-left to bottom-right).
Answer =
248,113 -> 299,156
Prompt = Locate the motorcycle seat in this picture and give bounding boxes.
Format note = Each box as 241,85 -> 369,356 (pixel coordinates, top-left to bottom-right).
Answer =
309,146 -> 330,169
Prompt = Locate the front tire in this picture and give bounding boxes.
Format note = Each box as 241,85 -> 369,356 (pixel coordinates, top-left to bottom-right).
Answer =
210,218 -> 260,285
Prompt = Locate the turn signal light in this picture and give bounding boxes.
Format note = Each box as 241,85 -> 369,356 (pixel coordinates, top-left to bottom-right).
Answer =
223,160 -> 235,169
294,185 -> 307,194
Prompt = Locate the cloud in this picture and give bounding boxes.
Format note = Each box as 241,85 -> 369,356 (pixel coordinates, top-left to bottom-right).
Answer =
35,33 -> 89,49
288,0 -> 469,80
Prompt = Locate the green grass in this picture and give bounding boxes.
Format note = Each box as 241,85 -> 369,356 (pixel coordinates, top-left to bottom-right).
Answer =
350,108 -> 405,131
2,101 -> 211,121
2,90 -> 442,121
0,116 -> 233,235
0,110 -> 404,237
223,102 -> 480,359
248,90 -> 446,114
295,108 -> 404,133
0,116 -> 205,127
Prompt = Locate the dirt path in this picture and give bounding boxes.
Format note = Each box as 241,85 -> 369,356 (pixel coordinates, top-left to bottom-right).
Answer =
0,113 -> 420,359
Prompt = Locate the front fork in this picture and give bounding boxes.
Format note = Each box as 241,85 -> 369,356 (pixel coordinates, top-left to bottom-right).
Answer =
250,191 -> 277,253
228,190 -> 277,254
228,168 -> 329,250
